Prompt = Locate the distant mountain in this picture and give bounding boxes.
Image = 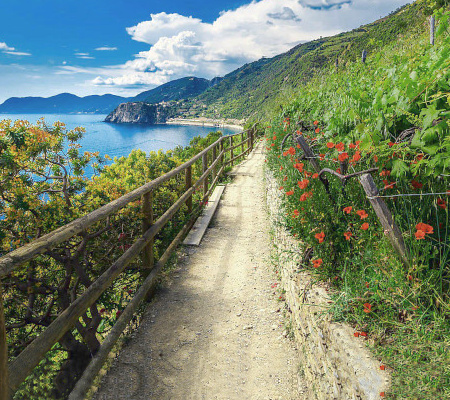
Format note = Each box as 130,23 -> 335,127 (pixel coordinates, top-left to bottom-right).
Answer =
0,93 -> 128,114
130,77 -> 214,104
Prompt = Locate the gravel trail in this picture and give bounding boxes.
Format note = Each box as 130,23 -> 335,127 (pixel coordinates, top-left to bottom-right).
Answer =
93,143 -> 302,400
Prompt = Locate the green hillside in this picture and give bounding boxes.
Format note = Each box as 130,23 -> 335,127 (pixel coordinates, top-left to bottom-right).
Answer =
193,2 -> 428,121
131,76 -> 212,104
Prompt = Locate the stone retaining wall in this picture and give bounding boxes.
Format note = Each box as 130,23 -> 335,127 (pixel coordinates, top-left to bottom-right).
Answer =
265,168 -> 390,400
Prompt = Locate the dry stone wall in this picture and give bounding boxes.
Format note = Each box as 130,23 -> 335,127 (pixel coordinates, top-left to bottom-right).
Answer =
265,168 -> 390,400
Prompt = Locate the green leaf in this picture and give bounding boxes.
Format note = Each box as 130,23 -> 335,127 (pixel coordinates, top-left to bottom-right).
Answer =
391,159 -> 409,177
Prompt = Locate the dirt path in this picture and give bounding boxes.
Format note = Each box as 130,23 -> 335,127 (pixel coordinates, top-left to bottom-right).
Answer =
93,143 -> 302,400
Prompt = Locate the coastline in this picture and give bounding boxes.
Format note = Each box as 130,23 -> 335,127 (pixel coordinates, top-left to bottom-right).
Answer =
166,118 -> 243,131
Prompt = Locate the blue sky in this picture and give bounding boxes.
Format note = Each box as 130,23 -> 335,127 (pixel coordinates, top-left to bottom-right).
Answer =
0,0 -> 410,103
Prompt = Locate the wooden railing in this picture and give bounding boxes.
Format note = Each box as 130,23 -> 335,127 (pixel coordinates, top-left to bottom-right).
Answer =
0,125 -> 257,400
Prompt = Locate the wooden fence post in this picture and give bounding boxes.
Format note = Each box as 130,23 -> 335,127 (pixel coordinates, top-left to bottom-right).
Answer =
219,139 -> 224,175
430,15 -> 435,46
202,153 -> 208,201
359,174 -> 409,266
0,283 -> 9,400
212,145 -> 217,183
229,136 -> 234,167
250,127 -> 254,151
241,132 -> 245,156
185,166 -> 192,214
141,191 -> 154,278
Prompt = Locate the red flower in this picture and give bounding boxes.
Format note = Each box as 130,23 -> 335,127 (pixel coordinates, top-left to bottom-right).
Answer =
344,231 -> 352,241
286,146 -> 296,155
415,230 -> 426,240
380,170 -> 391,177
297,179 -> 309,189
283,176 -> 288,181
293,209 -> 299,218
285,190 -> 294,196
338,152 -> 349,162
380,365 -> 386,371
312,258 -> 323,268
411,180 -> 423,189
293,162 -> 304,172
271,143 -> 275,147
365,282 -> 369,288
343,206 -> 352,214
360,331 -> 368,337
373,155 -> 378,163
280,166 -> 283,171
437,198 -> 447,210
315,231 -> 325,243
313,120 -> 319,125
380,392 -> 385,398
388,141 -> 395,147
312,173 -> 319,179
361,223 -> 369,230
383,180 -> 396,190
351,151 -> 361,163
319,153 -> 325,160
363,303 -> 372,313
315,127 -> 320,134
326,142 -> 335,149
356,209 -> 368,219
299,191 -> 313,201
354,332 -> 360,337
416,222 -> 433,234
349,143 -> 357,149
335,142 -> 345,152
279,186 -> 284,190
273,135 -> 277,140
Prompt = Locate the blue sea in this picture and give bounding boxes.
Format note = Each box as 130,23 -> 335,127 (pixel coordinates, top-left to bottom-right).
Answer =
0,114 -> 241,160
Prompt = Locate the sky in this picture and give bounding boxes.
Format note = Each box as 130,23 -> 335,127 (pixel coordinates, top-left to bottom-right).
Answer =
0,0 -> 411,103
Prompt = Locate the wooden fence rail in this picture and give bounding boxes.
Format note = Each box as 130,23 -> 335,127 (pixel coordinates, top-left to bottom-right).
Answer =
0,124 -> 257,399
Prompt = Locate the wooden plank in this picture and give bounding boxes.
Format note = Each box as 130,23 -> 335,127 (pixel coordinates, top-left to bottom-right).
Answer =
202,153 -> 208,200
0,136 -> 225,277
183,185 -> 226,246
0,283 -> 9,400
185,166 -> 193,214
141,191 -> 154,275
430,15 -> 435,46
359,174 -> 409,267
229,136 -> 234,167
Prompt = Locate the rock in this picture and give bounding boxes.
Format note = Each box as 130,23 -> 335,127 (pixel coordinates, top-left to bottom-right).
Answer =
105,101 -> 173,124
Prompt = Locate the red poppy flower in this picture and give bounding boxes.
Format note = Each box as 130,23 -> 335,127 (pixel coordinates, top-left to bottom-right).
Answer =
273,135 -> 277,140
315,128 -> 320,134
335,142 -> 345,152
351,151 -> 361,162
356,209 -> 368,219
373,155 -> 378,162
354,332 -> 360,337
283,176 -> 288,181
349,143 -> 357,149
411,180 -> 423,189
336,168 -> 341,174
326,142 -> 335,149
279,186 -> 284,190
315,231 -> 325,243
360,331 -> 368,337
293,209 -> 299,218
437,198 -> 447,209
312,258 -> 323,268
319,153 -> 325,160
313,120 -> 319,125
344,231 -> 352,240
415,230 -> 426,240
361,223 -> 369,230
380,392 -> 385,397
380,365 -> 386,371
297,179 -> 309,189
285,190 -> 294,196
416,222 -> 433,234
388,142 -> 395,147
312,173 -> 319,179
271,143 -> 275,147
365,282 -> 369,288
363,303 -> 372,313
343,206 -> 352,214
338,152 -> 349,162
293,162 -> 304,172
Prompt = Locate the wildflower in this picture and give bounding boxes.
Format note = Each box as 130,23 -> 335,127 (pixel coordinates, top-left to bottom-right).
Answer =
416,222 -> 433,234
271,143 -> 275,147
415,230 -> 426,240
344,231 -> 352,240
280,166 -> 283,171
315,128 -> 320,134
338,152 -> 349,162
286,146 -> 296,156
279,186 -> 284,190
283,176 -> 287,181
351,151 -> 361,162
356,209 -> 368,219
313,120 -> 319,125
365,282 -> 369,288
411,180 -> 423,189
293,209 -> 299,218
380,392 -> 385,398
297,143 -> 301,148
437,198 -> 447,210
335,142 -> 345,152
383,180 -> 396,190
315,231 -> 325,243
297,179 -> 309,189
343,206 -> 352,214
293,162 -> 304,172
380,365 -> 386,371
373,155 -> 378,162
312,258 -> 323,268
312,173 -> 319,179
388,141 -> 395,147
380,170 -> 391,177
326,142 -> 335,149
319,154 -> 325,160
273,135 -> 277,140
300,191 -> 313,201
361,223 -> 369,230
285,190 -> 294,196
336,168 -> 341,174
354,332 -> 360,337
349,143 -> 357,149
360,331 -> 368,337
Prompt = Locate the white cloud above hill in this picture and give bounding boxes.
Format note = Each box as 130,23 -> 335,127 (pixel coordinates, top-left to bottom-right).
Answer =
92,0 -> 409,88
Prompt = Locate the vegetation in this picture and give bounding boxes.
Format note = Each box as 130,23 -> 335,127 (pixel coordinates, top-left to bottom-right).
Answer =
0,118 -> 225,399
265,3 -> 450,398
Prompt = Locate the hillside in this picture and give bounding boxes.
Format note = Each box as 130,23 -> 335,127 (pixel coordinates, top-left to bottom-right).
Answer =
0,93 -> 127,114
130,76 -> 214,104
192,2 -> 428,120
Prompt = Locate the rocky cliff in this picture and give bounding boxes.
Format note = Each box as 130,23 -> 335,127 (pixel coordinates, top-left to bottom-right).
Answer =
104,102 -> 172,124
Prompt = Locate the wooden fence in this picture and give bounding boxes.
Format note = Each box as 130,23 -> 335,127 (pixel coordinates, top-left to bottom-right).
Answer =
0,125 -> 257,400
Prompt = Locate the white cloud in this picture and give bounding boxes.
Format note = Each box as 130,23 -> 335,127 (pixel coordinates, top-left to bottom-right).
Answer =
91,0 -> 409,88
0,41 -> 31,56
95,46 -> 118,51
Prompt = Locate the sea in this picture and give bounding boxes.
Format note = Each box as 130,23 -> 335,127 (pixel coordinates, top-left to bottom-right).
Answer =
0,113 -> 241,160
